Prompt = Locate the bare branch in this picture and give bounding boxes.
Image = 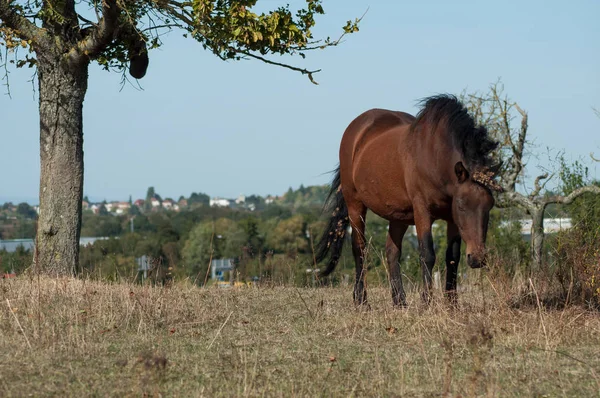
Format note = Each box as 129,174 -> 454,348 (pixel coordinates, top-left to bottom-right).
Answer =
67,0 -> 120,66
140,24 -> 181,33
1,46 -> 11,98
496,88 -> 516,152
514,104 -> 528,155
501,103 -> 517,151
496,191 -> 535,212
232,48 -> 322,84
502,102 -> 528,192
591,152 -> 600,162
514,103 -> 527,120
530,173 -> 550,198
545,185 -> 600,205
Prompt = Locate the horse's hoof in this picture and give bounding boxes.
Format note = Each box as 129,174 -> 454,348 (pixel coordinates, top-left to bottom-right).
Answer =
354,301 -> 371,311
420,292 -> 433,305
392,297 -> 408,308
445,291 -> 458,309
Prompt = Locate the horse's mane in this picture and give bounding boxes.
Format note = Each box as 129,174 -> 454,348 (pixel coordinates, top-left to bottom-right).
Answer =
412,94 -> 498,171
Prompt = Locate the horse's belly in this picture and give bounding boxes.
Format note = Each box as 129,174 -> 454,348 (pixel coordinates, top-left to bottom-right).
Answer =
353,171 -> 414,223
363,196 -> 414,223
372,204 -> 415,223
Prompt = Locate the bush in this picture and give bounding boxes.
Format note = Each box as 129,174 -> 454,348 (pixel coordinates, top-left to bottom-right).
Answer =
554,221 -> 600,309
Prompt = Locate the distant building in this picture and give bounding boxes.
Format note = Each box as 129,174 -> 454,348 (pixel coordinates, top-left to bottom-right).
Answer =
137,255 -> 151,279
235,195 -> 246,204
265,195 -> 277,205
151,198 -> 161,208
114,201 -> 130,215
134,199 -> 145,208
79,237 -> 110,247
500,218 -> 572,240
211,258 -> 235,281
82,200 -> 90,210
162,199 -> 175,210
210,198 -> 231,208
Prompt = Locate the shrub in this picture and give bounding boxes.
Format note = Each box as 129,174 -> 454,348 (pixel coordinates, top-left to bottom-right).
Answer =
555,222 -> 600,309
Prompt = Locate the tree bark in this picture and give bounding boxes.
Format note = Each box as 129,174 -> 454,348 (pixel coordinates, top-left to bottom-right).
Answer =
34,53 -> 88,276
529,206 -> 545,273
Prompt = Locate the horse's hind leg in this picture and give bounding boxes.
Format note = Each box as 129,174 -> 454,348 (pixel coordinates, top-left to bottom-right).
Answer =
386,221 -> 409,307
348,201 -> 368,307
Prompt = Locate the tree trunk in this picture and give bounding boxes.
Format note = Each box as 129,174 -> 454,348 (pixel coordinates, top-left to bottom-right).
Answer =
530,206 -> 545,273
34,53 -> 88,276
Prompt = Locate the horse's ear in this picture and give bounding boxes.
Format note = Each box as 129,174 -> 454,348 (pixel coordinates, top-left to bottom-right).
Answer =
455,162 -> 469,183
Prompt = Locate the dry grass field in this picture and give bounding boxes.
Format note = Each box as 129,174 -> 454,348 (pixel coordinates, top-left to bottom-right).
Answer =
1,274 -> 599,397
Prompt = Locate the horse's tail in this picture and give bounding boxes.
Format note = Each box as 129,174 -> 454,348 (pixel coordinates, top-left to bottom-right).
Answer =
315,166 -> 349,277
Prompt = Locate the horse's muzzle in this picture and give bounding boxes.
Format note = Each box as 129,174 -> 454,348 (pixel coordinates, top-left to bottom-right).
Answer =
467,254 -> 486,269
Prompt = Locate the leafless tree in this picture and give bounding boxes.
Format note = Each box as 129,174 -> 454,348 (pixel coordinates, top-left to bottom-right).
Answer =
463,82 -> 600,271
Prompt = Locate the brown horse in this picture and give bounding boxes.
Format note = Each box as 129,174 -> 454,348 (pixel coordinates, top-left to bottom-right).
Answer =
315,95 -> 501,307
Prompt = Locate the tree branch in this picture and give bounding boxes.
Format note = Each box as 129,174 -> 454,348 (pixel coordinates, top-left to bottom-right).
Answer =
0,0 -> 49,49
140,24 -> 182,33
77,13 -> 97,27
231,48 -> 322,84
545,185 -> 600,205
161,4 -> 195,27
502,102 -> 528,192
529,172 -> 550,199
67,0 -> 120,66
496,191 -> 535,211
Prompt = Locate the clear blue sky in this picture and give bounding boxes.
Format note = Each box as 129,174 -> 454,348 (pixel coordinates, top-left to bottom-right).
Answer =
2,0 -> 599,204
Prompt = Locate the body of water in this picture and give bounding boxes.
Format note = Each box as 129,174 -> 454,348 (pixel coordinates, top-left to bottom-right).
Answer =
0,237 -> 110,253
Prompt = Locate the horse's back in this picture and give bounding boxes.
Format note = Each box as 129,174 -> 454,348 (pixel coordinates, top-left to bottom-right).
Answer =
340,109 -> 414,163
338,109 -> 417,221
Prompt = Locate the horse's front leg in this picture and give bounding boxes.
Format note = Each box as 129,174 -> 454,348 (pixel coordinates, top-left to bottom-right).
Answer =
415,211 -> 436,304
386,221 -> 409,307
445,221 -> 461,306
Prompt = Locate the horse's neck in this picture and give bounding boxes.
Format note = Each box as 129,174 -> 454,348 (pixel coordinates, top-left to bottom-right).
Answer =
411,126 -> 461,197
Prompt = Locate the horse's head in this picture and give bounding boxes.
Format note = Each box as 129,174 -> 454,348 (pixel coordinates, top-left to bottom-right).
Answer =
452,162 -> 501,268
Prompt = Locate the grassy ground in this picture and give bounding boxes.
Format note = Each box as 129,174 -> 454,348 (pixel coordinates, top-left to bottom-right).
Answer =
0,275 -> 599,397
